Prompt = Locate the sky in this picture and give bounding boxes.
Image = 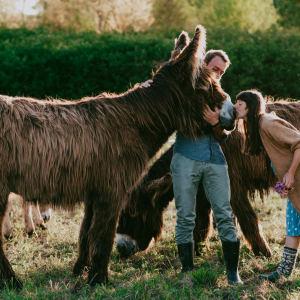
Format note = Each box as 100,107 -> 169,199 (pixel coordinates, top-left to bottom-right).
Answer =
15,0 -> 39,15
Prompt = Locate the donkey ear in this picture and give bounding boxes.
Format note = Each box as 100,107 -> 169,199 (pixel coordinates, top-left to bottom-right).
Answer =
187,25 -> 207,60
187,25 -> 206,88
172,25 -> 207,88
147,173 -> 173,208
171,31 -> 190,59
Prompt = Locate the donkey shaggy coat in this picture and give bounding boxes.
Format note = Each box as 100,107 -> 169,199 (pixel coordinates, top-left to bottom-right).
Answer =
0,25 -> 229,288
117,100 -> 300,258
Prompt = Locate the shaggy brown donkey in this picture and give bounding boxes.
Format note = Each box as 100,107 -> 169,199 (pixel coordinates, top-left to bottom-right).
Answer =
117,100 -> 300,258
0,25 -> 234,288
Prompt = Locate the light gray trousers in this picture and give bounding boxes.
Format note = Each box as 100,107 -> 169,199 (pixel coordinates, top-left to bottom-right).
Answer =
170,153 -> 237,245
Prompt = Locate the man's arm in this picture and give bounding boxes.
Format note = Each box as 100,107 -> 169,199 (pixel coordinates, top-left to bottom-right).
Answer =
203,105 -> 228,141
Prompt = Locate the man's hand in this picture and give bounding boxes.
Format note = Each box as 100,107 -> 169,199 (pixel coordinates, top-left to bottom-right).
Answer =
139,79 -> 153,88
204,105 -> 227,141
203,105 -> 219,126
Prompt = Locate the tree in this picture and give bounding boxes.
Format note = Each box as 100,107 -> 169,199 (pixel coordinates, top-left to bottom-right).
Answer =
33,0 -> 153,32
0,0 -> 23,28
90,0 -> 153,33
152,0 -> 189,30
189,0 -> 278,32
34,0 -> 93,31
273,0 -> 300,29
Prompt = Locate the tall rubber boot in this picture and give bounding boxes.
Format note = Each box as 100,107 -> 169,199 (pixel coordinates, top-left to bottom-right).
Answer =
177,242 -> 194,273
222,239 -> 243,285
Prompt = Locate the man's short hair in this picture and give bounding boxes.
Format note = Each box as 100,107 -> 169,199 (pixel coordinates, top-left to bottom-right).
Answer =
204,50 -> 231,66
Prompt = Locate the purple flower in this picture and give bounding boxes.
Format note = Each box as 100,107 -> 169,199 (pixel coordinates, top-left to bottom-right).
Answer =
274,181 -> 287,195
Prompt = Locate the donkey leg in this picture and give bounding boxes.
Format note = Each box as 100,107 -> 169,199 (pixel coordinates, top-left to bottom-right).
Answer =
3,194 -> 13,239
32,203 -> 47,230
0,185 -> 22,289
194,185 -> 212,256
87,200 -> 120,286
20,197 -> 36,236
231,193 -> 272,257
73,199 -> 94,276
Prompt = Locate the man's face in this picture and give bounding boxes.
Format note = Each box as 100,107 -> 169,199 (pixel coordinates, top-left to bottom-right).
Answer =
204,56 -> 228,81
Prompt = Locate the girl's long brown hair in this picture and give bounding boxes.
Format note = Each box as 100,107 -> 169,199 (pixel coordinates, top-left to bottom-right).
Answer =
236,90 -> 266,155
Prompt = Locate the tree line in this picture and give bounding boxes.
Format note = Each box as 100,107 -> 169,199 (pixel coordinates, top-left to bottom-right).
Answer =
0,0 -> 299,33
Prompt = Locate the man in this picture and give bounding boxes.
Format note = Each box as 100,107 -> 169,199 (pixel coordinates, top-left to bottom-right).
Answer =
141,50 -> 242,285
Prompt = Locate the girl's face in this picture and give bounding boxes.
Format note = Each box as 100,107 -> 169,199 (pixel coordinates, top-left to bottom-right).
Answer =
234,100 -> 248,120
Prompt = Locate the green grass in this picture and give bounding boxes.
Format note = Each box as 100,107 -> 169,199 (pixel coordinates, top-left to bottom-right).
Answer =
1,192 -> 299,299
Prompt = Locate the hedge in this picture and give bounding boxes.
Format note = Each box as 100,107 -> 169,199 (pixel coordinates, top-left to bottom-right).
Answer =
0,26 -> 299,100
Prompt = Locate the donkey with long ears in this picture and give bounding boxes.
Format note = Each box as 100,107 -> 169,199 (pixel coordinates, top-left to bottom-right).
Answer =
117,100 -> 300,259
0,25 -> 235,288
3,194 -> 51,238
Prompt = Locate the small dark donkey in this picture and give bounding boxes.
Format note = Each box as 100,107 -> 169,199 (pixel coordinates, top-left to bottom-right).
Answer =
117,101 -> 300,258
3,194 -> 51,238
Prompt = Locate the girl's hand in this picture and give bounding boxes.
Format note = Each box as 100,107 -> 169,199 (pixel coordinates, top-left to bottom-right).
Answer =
283,172 -> 295,189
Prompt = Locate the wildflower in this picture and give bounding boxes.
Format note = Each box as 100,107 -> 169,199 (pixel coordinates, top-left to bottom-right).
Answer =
274,181 -> 294,198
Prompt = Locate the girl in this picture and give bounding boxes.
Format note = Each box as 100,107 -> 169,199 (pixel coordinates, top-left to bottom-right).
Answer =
234,90 -> 300,282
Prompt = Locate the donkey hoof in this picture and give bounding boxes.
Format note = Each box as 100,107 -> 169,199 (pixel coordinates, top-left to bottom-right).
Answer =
73,261 -> 88,276
3,276 -> 23,290
13,277 -> 23,290
88,273 -> 108,287
73,266 -> 82,276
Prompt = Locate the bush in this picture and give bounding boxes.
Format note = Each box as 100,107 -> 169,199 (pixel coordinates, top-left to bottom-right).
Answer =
0,28 -> 173,99
207,26 -> 300,100
0,26 -> 299,100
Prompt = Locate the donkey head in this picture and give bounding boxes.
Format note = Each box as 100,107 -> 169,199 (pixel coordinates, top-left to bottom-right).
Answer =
219,96 -> 236,131
116,147 -> 175,257
154,25 -> 235,134
116,173 -> 173,257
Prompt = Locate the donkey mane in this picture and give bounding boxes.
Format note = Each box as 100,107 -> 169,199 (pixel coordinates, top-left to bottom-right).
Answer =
2,60 -> 217,139
1,74 -> 179,135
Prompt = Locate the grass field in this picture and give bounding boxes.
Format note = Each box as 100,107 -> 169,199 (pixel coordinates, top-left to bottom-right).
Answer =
1,192 -> 300,299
